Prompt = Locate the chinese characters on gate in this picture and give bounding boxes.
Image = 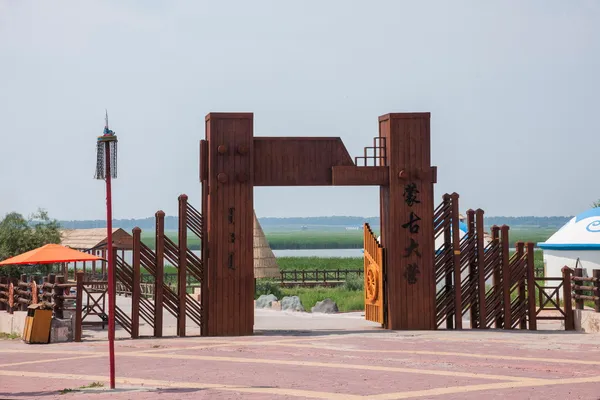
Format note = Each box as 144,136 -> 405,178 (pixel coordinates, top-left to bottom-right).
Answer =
402,183 -> 421,284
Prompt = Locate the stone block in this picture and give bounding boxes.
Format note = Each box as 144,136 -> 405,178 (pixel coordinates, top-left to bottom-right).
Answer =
281,296 -> 305,312
311,298 -> 339,314
575,309 -> 600,333
50,317 -> 73,343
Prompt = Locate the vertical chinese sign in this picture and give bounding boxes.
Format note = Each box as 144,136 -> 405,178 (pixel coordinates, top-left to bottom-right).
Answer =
402,183 -> 421,284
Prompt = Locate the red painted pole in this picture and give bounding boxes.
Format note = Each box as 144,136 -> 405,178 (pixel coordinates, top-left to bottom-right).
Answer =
105,140 -> 116,389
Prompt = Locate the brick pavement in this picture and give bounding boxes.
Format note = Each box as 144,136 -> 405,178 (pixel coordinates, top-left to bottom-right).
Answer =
1,328 -> 600,399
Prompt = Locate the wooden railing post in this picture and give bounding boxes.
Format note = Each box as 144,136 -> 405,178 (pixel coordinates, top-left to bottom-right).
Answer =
500,226 -> 511,329
491,226 -> 501,328
574,268 -> 584,310
19,274 -> 28,311
75,271 -> 83,342
526,242 -> 537,331
442,193 -> 453,329
562,267 -> 574,330
131,227 -> 141,339
178,194 -> 188,337
54,275 -> 65,319
0,276 -> 7,311
154,211 -> 165,337
475,209 -> 486,329
47,274 -> 56,314
467,209 -> 477,328
516,242 -> 527,329
451,193 -> 462,329
594,269 -> 600,313
102,249 -> 107,275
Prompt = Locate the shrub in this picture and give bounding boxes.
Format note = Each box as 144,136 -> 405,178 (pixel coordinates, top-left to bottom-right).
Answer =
255,279 -> 282,299
343,272 -> 364,291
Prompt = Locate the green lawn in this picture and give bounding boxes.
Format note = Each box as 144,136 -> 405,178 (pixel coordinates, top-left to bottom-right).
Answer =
140,230 -> 375,250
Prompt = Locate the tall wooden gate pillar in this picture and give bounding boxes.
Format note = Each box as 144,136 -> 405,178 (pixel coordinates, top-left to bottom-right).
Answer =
379,113 -> 436,330
201,113 -> 254,336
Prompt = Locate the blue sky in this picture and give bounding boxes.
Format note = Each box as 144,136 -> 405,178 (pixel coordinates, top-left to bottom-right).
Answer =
1,1 -> 598,220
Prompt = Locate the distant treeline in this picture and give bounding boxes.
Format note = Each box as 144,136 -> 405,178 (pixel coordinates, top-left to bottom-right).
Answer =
483,216 -> 572,228
58,215 -> 573,231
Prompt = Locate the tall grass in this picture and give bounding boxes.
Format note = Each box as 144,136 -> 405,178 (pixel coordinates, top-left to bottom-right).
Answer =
277,257 -> 362,271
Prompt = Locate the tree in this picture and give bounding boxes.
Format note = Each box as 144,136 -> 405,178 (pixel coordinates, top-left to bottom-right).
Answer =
593,200 -> 600,208
0,209 -> 62,278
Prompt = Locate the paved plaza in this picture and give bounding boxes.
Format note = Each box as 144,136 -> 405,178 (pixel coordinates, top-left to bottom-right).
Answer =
2,308 -> 600,399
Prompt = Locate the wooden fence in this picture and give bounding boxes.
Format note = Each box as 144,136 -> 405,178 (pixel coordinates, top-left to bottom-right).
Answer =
434,193 -> 573,331
0,274 -> 72,318
70,194 -> 205,341
572,268 -> 600,313
279,269 -> 363,287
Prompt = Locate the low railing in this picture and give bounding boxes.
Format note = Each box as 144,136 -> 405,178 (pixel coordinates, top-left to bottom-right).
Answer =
279,269 -> 363,287
572,268 -> 600,312
0,274 -> 73,318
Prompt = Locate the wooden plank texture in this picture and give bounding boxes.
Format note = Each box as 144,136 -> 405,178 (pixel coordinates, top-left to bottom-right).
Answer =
204,113 -> 254,336
254,137 -> 354,186
364,224 -> 384,324
379,113 -> 436,330
332,166 -> 389,186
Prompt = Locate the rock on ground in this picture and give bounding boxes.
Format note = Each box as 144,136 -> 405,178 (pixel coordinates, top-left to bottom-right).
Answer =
311,298 -> 339,313
281,296 -> 305,312
256,294 -> 278,309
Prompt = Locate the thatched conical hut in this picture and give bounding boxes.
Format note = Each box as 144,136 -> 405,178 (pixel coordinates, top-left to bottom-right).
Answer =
253,211 -> 280,279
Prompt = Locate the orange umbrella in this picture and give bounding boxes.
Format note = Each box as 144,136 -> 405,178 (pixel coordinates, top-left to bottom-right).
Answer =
0,244 -> 104,265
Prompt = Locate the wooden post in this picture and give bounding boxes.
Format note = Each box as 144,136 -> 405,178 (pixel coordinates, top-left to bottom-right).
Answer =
451,193 -> 462,329
491,226 -> 502,328
574,268 -> 584,310
594,270 -> 600,313
75,271 -> 84,342
500,226 -> 511,329
131,227 -> 141,339
154,211 -> 165,337
379,113 -> 436,330
442,194 -> 453,329
526,242 -> 537,331
562,267 -> 574,331
54,275 -> 65,319
200,139 -> 209,336
178,194 -> 188,337
467,209 -> 477,328
0,276 -> 6,311
19,274 -> 27,311
203,113 -> 255,336
515,242 -> 526,329
102,249 -> 107,276
476,209 -> 486,329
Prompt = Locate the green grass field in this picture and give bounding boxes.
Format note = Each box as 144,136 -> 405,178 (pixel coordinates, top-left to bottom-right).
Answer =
141,227 -> 553,251
140,230 -> 376,250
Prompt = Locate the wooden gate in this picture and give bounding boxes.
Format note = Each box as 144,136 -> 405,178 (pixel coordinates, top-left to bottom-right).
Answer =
364,223 -> 385,325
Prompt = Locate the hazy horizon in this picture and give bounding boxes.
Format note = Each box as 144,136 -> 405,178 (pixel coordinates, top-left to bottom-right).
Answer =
2,1 -> 598,221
